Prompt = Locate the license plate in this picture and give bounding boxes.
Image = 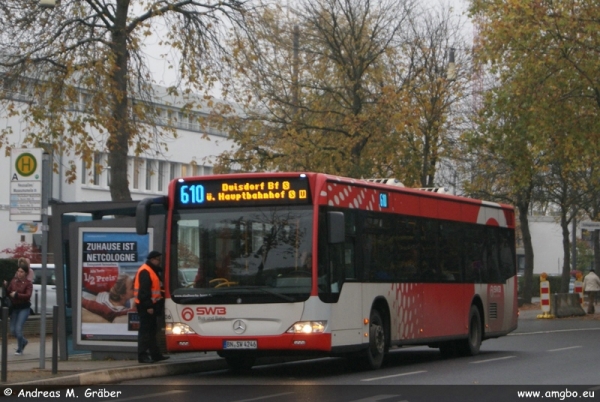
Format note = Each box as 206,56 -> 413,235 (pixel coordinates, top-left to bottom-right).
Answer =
223,340 -> 257,349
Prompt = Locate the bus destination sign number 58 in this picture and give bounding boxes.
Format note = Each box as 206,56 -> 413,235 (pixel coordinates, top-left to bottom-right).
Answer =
176,177 -> 311,207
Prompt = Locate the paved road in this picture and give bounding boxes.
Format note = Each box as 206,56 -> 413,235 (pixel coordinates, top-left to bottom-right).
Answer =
5,310 -> 598,402
119,312 -> 600,388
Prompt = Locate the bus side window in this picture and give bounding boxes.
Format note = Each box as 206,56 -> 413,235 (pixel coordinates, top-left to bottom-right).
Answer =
499,230 -> 516,281
318,210 -> 343,298
329,242 -> 345,293
485,228 -> 501,283
344,241 -> 356,280
465,226 -> 485,283
343,211 -> 357,280
439,222 -> 462,282
418,220 -> 439,282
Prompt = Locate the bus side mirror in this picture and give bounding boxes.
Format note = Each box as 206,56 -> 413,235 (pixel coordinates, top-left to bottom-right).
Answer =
136,197 -> 166,235
327,211 -> 345,244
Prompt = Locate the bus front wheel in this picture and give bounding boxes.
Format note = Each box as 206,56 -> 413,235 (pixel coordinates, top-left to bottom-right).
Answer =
366,309 -> 387,369
458,305 -> 482,356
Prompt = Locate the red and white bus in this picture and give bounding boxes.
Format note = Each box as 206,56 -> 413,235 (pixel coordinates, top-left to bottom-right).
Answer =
136,172 -> 518,370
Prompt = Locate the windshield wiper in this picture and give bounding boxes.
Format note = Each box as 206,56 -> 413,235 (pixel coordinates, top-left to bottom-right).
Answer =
173,293 -> 213,304
220,286 -> 297,302
253,287 -> 296,302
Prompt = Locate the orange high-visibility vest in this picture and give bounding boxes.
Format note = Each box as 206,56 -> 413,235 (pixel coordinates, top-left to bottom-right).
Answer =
134,264 -> 162,305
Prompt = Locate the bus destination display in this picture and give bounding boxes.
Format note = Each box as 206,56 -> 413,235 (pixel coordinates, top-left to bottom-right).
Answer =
176,177 -> 311,207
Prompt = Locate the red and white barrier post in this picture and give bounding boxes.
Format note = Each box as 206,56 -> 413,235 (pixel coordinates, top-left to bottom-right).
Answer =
537,273 -> 555,319
574,271 -> 584,307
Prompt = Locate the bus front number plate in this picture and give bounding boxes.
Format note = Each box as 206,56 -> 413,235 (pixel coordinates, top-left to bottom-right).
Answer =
224,340 -> 257,349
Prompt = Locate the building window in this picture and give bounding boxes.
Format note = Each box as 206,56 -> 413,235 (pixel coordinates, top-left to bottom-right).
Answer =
81,159 -> 87,184
133,157 -> 142,190
204,166 -> 213,175
181,163 -> 192,177
178,112 -> 190,130
190,113 -> 200,131
145,159 -> 153,191
193,163 -> 201,176
93,153 -> 101,185
170,162 -> 179,181
158,161 -> 166,192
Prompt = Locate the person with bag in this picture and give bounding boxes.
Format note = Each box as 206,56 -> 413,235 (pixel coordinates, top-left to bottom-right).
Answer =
3,259 -> 33,355
583,268 -> 600,314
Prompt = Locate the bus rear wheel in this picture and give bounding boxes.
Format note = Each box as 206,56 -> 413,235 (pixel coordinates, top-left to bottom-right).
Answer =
366,309 -> 386,369
457,305 -> 482,357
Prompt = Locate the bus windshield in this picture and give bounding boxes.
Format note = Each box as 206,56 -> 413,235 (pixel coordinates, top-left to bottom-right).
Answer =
169,206 -> 313,303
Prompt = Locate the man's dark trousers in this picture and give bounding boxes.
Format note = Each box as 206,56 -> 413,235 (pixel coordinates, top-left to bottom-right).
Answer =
137,306 -> 161,359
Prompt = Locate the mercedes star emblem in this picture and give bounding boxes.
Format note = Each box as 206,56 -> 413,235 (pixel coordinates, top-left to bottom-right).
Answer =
233,319 -> 247,334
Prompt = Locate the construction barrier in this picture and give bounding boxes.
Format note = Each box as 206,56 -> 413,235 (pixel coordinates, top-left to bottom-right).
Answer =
550,293 -> 586,318
537,274 -> 554,319
574,280 -> 583,306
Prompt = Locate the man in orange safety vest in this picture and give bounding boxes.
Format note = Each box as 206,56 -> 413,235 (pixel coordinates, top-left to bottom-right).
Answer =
134,250 -> 169,363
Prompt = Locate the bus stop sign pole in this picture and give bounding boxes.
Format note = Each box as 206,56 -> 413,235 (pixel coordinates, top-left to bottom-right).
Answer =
39,152 -> 50,369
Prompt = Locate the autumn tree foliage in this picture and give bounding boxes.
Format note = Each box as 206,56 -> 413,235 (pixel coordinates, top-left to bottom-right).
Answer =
214,0 -> 469,186
0,0 -> 248,201
467,0 -> 600,295
1,243 -> 42,263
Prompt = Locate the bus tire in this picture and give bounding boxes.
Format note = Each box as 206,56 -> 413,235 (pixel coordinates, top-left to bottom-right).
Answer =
366,309 -> 386,369
458,305 -> 482,356
225,354 -> 256,371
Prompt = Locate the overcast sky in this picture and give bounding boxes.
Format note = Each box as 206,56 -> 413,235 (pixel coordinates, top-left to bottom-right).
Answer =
143,0 -> 472,90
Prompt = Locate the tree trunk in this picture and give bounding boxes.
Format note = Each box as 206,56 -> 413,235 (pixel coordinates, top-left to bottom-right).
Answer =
560,212 -> 571,293
108,0 -> 133,202
517,201 -> 534,304
594,230 -> 600,272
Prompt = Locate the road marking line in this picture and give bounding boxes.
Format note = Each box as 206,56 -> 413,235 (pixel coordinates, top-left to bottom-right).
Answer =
548,345 -> 582,352
510,328 -> 600,336
351,396 -> 403,401
361,370 -> 427,382
233,392 -> 295,402
470,356 -> 516,364
118,390 -> 187,401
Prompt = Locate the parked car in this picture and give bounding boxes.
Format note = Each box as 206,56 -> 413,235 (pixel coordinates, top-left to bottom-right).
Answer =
178,268 -> 197,287
569,277 -> 575,293
30,264 -> 57,315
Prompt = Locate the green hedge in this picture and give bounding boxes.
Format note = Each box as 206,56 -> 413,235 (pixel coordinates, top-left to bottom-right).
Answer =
518,274 -> 566,297
0,259 -> 18,289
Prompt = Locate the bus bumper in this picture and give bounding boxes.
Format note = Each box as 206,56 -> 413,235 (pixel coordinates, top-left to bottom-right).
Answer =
166,333 -> 332,353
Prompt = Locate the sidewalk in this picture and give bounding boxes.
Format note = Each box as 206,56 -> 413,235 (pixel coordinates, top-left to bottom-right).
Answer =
1,336 -> 227,386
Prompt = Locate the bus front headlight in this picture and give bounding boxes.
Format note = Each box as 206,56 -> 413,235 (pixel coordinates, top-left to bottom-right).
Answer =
166,323 -> 196,335
286,321 -> 327,334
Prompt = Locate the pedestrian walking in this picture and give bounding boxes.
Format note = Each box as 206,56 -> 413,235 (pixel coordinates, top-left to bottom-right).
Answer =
134,251 -> 169,363
582,268 -> 600,314
3,258 -> 33,355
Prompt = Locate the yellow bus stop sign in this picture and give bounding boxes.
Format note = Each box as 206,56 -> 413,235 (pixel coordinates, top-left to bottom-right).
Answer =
15,152 -> 38,178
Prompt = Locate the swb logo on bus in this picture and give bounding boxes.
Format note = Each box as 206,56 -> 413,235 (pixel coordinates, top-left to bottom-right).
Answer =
181,307 -> 194,321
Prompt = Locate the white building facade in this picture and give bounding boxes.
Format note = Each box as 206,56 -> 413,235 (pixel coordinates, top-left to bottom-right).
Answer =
0,85 -> 236,255
519,215 -> 596,276
527,216 -> 565,276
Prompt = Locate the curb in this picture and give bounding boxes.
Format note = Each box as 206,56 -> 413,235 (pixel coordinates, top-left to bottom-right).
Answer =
10,358 -> 228,386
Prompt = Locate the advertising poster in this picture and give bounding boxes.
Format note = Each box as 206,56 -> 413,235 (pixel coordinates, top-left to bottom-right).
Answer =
76,227 -> 152,347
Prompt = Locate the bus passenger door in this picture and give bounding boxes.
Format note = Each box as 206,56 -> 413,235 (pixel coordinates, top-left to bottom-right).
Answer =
319,212 -> 362,346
